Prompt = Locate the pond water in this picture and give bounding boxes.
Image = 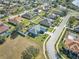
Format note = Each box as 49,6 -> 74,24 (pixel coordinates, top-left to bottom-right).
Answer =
72,0 -> 79,7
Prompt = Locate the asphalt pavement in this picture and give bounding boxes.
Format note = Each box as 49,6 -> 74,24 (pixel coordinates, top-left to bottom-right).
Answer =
46,14 -> 71,59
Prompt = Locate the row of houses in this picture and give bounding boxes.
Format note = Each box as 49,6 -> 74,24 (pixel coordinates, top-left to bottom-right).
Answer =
15,10 -> 58,28
0,5 -> 68,38
8,15 -> 47,37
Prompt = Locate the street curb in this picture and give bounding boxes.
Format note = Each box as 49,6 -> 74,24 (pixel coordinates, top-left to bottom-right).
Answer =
55,27 -> 66,59
43,35 -> 51,59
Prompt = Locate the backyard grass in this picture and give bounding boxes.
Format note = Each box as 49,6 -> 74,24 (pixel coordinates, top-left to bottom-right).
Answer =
2,16 -> 9,19
11,6 -> 25,15
54,17 -> 62,26
39,11 -> 45,16
3,22 -> 15,33
0,36 -> 45,59
26,34 -> 49,45
21,18 -> 30,26
47,27 -> 55,32
69,16 -> 79,27
32,16 -> 43,24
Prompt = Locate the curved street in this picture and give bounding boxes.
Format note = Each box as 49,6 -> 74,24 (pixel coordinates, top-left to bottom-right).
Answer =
46,10 -> 79,59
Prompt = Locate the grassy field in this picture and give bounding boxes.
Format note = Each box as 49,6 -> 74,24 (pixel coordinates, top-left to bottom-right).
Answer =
0,36 -> 45,59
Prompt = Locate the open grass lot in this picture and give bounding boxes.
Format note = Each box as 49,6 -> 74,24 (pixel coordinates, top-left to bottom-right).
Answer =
0,36 -> 45,59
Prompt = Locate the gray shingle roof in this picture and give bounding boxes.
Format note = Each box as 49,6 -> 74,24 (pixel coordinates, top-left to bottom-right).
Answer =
40,18 -> 53,27
28,25 -> 47,36
48,14 -> 57,19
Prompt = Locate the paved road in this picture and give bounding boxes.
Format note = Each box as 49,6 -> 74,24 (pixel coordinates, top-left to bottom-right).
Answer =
46,9 -> 79,59
46,14 -> 71,59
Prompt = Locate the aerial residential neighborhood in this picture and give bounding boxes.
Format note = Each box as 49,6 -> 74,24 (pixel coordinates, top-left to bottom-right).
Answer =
0,0 -> 79,59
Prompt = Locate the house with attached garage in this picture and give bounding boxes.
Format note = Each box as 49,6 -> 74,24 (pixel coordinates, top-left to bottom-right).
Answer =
33,8 -> 42,15
40,18 -> 54,27
0,23 -> 9,37
21,12 -> 36,20
48,13 -> 58,20
74,25 -> 79,33
28,25 -> 47,37
0,14 -> 5,18
8,16 -> 23,25
75,16 -> 79,20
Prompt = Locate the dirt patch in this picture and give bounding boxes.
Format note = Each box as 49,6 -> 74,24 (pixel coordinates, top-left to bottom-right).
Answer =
0,36 -> 45,59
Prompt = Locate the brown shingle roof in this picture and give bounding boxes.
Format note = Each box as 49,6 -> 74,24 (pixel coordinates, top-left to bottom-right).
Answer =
0,23 -> 9,34
8,16 -> 22,24
65,36 -> 79,53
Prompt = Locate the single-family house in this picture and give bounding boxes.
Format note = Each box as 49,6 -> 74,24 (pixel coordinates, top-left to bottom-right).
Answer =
0,0 -> 3,4
58,5 -> 67,11
75,16 -> 79,20
72,0 -> 79,7
64,35 -> 79,59
0,14 -> 5,18
0,23 -> 9,37
43,4 -> 50,12
21,12 -> 33,20
2,1 -> 10,4
48,13 -> 57,20
34,8 -> 39,13
60,32 -> 79,59
54,10 -> 67,17
33,8 -> 42,15
40,18 -> 53,27
74,25 -> 79,32
28,25 -> 47,37
8,16 -> 22,25
54,11 -> 63,16
0,23 -> 9,34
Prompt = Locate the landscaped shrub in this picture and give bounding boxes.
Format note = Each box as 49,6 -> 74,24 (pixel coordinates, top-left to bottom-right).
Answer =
21,46 -> 39,59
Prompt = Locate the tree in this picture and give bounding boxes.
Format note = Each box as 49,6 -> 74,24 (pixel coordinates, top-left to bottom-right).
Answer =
0,35 -> 5,44
21,46 -> 39,59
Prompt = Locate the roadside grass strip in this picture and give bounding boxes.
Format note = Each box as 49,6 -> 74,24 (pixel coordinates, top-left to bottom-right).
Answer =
55,27 -> 66,59
43,35 -> 51,59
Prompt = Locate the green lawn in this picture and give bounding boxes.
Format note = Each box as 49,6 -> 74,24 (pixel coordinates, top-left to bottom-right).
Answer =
2,16 -> 9,19
69,16 -> 79,27
58,41 -> 70,59
4,22 -> 15,32
47,27 -> 55,32
32,16 -> 43,24
21,18 -> 30,26
11,6 -> 25,15
39,11 -> 45,16
26,34 -> 49,45
54,17 -> 62,26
